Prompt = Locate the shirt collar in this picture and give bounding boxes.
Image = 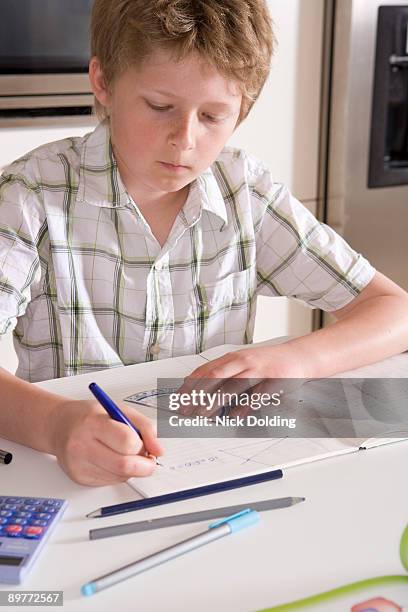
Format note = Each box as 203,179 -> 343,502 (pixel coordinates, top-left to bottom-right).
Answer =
77,121 -> 228,227
76,120 -> 130,208
181,167 -> 228,228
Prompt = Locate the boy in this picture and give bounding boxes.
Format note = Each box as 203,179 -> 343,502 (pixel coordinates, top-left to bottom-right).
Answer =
1,0 -> 408,486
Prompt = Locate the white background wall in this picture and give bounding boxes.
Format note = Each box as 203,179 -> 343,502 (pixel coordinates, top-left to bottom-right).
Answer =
0,0 -> 324,374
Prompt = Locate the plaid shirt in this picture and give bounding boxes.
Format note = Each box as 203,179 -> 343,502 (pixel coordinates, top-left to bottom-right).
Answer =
0,121 -> 375,382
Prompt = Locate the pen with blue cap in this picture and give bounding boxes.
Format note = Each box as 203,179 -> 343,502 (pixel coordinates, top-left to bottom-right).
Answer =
89,382 -> 158,463
81,508 -> 259,596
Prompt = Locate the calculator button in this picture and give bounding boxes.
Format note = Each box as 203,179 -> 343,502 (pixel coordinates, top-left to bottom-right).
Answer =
13,518 -> 28,525
30,520 -> 47,527
0,511 -> 13,517
6,498 -> 20,504
24,526 -> 43,539
26,499 -> 41,505
39,506 -> 57,513
6,524 -> 23,531
15,512 -> 32,518
0,517 -> 9,525
23,505 -> 37,511
26,526 -> 43,533
6,525 -> 23,536
35,513 -> 51,520
4,504 -> 18,510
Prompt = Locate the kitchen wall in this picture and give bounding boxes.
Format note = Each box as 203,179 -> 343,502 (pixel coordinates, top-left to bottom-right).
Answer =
233,0 -> 324,344
0,0 -> 324,374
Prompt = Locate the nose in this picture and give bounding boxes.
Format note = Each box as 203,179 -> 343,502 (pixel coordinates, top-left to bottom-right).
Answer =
168,113 -> 196,151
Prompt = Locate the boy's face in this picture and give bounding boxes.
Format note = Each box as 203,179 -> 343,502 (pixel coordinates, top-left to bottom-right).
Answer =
90,50 -> 242,202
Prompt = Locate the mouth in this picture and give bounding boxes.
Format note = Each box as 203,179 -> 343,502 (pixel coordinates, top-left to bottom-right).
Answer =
159,161 -> 191,171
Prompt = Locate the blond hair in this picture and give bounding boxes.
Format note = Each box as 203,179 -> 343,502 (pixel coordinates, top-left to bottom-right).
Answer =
90,0 -> 275,124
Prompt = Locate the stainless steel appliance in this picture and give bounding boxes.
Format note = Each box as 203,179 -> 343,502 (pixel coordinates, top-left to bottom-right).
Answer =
316,0 -> 408,325
0,0 -> 93,124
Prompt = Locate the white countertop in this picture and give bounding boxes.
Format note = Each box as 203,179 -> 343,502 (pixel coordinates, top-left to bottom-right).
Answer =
1,347 -> 408,611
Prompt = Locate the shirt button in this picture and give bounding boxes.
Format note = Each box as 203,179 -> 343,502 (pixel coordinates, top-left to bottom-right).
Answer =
150,344 -> 161,355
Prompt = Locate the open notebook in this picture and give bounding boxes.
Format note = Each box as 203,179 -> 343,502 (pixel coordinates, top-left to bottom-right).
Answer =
124,343 -> 408,498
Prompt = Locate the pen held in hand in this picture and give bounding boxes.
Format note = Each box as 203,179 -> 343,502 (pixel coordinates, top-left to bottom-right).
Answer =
88,382 -> 161,465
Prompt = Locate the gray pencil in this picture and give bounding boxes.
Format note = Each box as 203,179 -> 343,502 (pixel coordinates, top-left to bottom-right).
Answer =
89,496 -> 305,540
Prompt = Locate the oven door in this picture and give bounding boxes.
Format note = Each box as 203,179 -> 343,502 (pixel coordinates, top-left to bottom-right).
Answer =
0,0 -> 92,96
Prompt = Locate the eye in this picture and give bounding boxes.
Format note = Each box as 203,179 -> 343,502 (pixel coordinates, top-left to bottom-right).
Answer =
203,113 -> 220,123
147,101 -> 172,112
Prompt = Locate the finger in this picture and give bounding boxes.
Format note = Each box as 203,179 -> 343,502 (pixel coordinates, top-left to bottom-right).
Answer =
93,415 -> 145,455
95,406 -> 165,457
199,373 -> 254,420
196,376 -> 254,417
120,406 -> 165,456
59,439 -> 153,486
176,377 -> 220,416
177,382 -> 226,416
214,375 -> 259,406
88,437 -> 158,479
181,352 -> 242,389
176,350 -> 260,417
177,363 -> 248,416
229,379 -> 272,419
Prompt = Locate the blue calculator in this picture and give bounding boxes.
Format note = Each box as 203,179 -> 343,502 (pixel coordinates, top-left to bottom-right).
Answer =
0,495 -> 68,584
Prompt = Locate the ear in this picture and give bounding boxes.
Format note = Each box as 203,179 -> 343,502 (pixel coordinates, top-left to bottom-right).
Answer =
89,56 -> 111,109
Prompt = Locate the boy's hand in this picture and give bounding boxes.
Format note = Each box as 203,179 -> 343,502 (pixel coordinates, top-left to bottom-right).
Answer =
189,345 -> 306,380
50,399 -> 164,486
177,344 -> 306,417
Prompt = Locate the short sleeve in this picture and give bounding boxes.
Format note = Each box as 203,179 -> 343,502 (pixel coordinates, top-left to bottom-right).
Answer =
0,167 -> 46,335
253,170 -> 376,311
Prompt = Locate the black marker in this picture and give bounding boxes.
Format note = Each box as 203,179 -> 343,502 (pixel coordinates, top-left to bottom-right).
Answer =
0,449 -> 13,464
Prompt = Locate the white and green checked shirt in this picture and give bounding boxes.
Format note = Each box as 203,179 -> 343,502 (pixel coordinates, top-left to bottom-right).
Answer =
0,121 -> 375,382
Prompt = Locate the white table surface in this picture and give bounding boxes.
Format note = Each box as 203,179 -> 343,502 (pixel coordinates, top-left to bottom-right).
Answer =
1,347 -> 408,611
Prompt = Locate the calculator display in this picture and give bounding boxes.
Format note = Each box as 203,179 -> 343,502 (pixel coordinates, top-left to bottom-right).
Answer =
0,555 -> 24,566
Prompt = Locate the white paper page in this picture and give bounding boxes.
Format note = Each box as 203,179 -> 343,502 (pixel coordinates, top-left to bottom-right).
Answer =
128,436 -> 357,497
359,437 -> 408,449
339,378 -> 408,443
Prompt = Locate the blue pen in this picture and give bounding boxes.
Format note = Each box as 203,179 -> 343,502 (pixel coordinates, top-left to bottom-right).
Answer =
89,382 -> 158,463
81,508 -> 259,596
